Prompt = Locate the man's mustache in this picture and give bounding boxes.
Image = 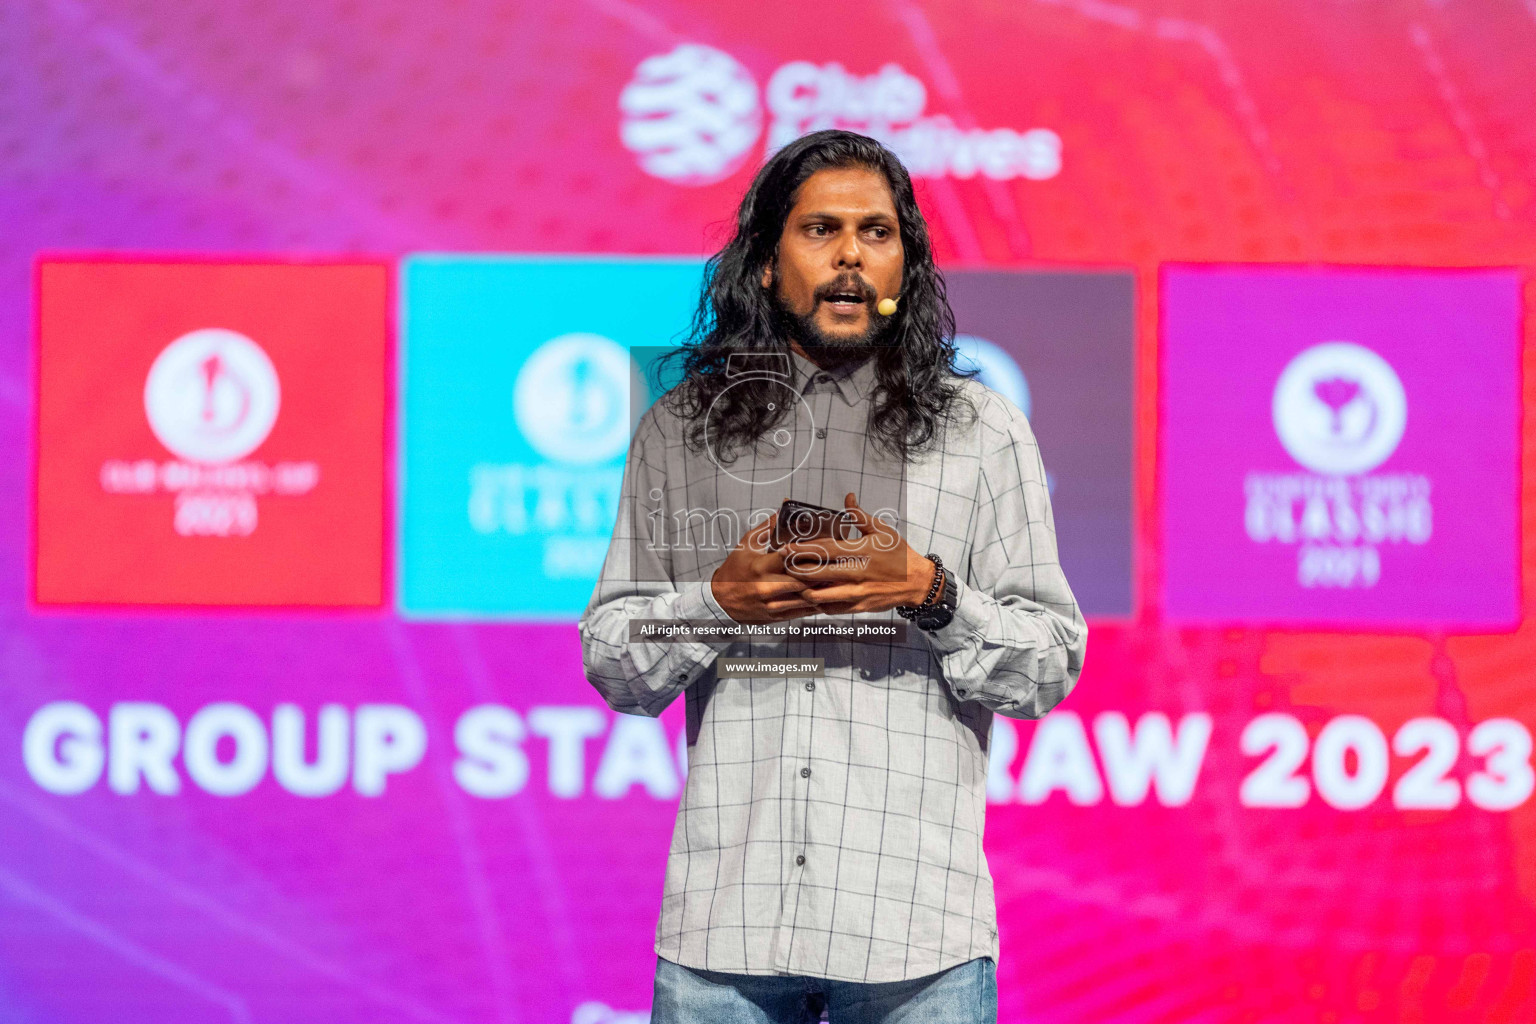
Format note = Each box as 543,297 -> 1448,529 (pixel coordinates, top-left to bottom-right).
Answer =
813,276 -> 876,305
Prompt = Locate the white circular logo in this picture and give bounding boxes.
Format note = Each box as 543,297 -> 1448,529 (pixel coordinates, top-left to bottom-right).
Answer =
619,44 -> 762,186
513,334 -> 637,465
955,334 -> 1031,420
1272,342 -> 1407,475
143,328 -> 281,464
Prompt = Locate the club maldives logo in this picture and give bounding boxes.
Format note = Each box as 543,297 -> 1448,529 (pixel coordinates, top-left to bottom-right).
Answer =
1247,342 -> 1426,590
616,45 -> 763,186
619,43 -> 1062,186
101,328 -> 318,537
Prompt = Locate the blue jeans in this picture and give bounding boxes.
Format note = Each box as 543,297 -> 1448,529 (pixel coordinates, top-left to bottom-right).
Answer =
650,956 -> 997,1024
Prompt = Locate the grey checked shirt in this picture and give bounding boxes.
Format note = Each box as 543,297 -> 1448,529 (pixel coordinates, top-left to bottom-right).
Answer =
580,348 -> 1087,983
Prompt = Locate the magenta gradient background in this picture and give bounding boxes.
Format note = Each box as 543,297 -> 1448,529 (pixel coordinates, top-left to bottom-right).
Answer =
2,1 -> 1536,1023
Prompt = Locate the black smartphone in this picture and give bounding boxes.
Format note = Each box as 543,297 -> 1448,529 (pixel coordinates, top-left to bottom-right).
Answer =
771,499 -> 856,551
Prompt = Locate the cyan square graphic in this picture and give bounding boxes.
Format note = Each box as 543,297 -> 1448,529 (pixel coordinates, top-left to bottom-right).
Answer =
399,256 -> 704,619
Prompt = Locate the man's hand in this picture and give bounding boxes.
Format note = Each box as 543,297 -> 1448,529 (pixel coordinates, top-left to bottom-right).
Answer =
709,513 -> 823,624
779,493 -> 937,616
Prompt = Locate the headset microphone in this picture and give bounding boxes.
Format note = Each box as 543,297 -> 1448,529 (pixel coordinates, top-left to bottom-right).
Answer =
877,297 -> 898,316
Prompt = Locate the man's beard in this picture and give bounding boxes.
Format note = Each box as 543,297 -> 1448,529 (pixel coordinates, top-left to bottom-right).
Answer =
770,277 -> 896,371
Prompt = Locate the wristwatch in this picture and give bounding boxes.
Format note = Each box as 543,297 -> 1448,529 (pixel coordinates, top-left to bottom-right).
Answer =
896,553 -> 958,632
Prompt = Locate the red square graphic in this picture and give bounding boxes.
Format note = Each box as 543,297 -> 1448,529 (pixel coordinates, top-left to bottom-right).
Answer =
35,260 -> 388,607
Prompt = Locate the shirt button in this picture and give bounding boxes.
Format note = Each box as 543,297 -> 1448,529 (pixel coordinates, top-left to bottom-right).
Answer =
795,854 -> 806,866
805,680 -> 815,691
815,428 -> 827,439
955,688 -> 967,696
800,766 -> 811,778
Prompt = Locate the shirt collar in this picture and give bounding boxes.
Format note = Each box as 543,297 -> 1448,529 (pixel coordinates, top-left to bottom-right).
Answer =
790,347 -> 878,406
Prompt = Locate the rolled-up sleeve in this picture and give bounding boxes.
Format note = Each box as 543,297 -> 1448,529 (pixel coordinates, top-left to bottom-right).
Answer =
921,399 -> 1088,720
579,408 -> 737,717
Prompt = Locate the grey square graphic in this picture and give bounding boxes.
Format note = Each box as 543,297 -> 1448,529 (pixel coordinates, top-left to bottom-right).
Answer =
944,269 -> 1135,617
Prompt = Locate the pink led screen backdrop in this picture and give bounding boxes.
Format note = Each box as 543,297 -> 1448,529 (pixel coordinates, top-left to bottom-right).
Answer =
2,1 -> 1536,1023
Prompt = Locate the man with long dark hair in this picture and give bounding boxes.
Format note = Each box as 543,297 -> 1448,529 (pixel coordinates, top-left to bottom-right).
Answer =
581,130 -> 1086,1022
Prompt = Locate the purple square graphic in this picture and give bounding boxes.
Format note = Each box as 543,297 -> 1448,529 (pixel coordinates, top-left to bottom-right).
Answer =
1161,266 -> 1521,629
946,270 -> 1135,618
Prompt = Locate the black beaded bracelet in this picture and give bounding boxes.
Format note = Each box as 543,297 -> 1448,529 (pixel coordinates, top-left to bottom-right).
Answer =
897,553 -> 944,618
919,553 -> 944,606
